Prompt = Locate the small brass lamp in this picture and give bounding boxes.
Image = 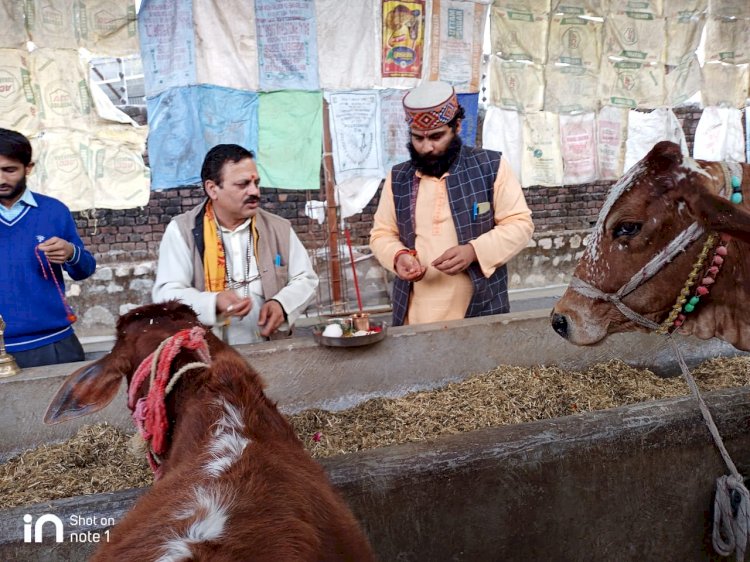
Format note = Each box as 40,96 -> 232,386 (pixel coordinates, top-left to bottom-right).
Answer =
0,315 -> 21,378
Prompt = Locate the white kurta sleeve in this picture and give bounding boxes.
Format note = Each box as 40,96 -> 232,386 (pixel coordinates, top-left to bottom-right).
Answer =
269,229 -> 319,326
152,220 -> 220,326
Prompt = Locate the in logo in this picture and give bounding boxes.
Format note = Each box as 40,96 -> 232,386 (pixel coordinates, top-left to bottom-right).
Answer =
23,514 -> 64,543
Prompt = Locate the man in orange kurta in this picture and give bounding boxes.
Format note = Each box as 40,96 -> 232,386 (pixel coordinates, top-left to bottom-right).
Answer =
370,81 -> 534,326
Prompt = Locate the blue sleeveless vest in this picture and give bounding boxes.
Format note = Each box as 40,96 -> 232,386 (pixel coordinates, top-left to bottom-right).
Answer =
390,146 -> 509,327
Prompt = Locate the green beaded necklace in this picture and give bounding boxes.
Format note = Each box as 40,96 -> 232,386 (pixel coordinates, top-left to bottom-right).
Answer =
658,162 -> 743,333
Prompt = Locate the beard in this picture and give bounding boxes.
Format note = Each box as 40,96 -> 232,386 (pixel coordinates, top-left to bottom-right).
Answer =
0,176 -> 27,205
407,134 -> 463,178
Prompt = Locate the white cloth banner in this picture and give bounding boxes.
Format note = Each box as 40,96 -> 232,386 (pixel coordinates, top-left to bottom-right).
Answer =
28,131 -> 96,211
78,0 -> 139,56
709,0 -> 750,18
90,83 -> 138,126
521,111 -> 564,187
664,0 -> 707,18
194,0 -> 259,91
597,105 -> 629,180
336,176 -> 383,219
316,0 -> 380,89
547,14 -> 601,68
326,90 -> 384,184
624,108 -> 687,172
693,106 -> 746,162
90,136 -> 150,210
701,62 -> 750,108
552,0 -> 604,16
544,65 -> 598,113
0,2 -> 27,49
560,112 -> 597,184
26,0 -> 78,49
603,13 -> 666,63
380,88 -> 411,173
481,106 -> 523,181
30,49 -> 93,132
256,0 -> 319,91
29,126 -> 148,211
599,59 -> 665,109
666,55 -> 701,106
490,1 -> 550,64
489,57 -> 545,112
430,0 -> 490,92
665,14 -> 705,66
0,49 -> 39,136
138,0 -> 196,97
704,16 -> 750,64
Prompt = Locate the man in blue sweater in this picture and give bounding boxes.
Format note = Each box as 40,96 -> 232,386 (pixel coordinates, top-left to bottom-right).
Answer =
0,128 -> 96,368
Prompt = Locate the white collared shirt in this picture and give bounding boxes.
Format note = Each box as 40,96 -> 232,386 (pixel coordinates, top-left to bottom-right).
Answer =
153,215 -> 318,345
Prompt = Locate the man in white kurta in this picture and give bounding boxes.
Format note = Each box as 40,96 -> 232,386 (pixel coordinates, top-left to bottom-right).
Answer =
153,144 -> 318,345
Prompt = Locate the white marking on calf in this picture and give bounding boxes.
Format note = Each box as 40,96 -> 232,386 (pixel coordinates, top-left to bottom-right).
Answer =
205,399 -> 250,477
682,156 -> 711,178
157,487 -> 233,562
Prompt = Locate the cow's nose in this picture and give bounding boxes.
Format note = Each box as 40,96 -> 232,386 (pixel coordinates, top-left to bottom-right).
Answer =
551,312 -> 569,339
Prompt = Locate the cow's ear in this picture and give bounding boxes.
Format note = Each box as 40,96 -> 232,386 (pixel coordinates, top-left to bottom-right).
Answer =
649,141 -> 683,174
44,357 -> 124,425
680,188 -> 750,245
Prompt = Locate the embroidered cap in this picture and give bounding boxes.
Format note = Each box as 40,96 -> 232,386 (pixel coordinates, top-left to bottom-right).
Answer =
403,81 -> 459,131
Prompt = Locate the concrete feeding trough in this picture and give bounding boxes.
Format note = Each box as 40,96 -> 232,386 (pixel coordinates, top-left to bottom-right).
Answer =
1,310 -> 748,561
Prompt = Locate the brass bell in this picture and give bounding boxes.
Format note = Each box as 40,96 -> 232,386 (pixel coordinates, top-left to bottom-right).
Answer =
0,315 -> 21,378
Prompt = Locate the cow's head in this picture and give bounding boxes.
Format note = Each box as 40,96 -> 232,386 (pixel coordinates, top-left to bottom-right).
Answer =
551,140 -> 747,345
44,301 -> 207,424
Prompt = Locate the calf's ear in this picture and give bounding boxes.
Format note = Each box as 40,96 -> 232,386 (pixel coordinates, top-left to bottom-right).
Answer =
44,357 -> 124,425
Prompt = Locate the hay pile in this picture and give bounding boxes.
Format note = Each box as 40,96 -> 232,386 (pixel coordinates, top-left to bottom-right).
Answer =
293,356 -> 750,457
2,356 -> 750,509
0,424 -> 152,509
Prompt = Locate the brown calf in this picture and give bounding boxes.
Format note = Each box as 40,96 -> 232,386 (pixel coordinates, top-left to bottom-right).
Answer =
45,301 -> 376,562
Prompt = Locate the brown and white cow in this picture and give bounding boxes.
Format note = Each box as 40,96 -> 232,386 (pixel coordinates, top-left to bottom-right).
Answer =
551,140 -> 750,350
44,301 -> 376,562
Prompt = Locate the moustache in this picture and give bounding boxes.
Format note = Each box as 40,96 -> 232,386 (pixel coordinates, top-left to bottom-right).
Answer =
244,195 -> 261,205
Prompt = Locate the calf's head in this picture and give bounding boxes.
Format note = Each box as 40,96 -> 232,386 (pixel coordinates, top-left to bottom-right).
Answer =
552,140 -> 747,345
44,301 -> 207,425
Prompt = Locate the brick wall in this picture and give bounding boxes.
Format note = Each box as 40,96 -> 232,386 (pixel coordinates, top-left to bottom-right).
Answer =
74,106 -> 706,261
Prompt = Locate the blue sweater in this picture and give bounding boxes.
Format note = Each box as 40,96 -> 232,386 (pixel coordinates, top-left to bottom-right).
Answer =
0,193 -> 96,351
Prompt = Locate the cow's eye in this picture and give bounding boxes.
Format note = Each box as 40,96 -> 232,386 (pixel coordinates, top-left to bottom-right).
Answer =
613,222 -> 642,238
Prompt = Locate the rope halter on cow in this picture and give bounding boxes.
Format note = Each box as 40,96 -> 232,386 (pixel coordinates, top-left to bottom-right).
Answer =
127,326 -> 212,477
571,158 -> 750,561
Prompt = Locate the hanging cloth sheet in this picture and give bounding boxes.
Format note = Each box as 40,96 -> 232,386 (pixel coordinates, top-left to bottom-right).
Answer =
560,112 -> 597,185
256,0 -> 319,91
693,106 -> 746,163
326,90 -> 384,184
147,85 -> 259,189
194,0 -> 259,91
482,105 -> 523,182
256,90 -> 322,190
139,0 -> 196,97
429,0 -> 490,92
316,0 -> 380,89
